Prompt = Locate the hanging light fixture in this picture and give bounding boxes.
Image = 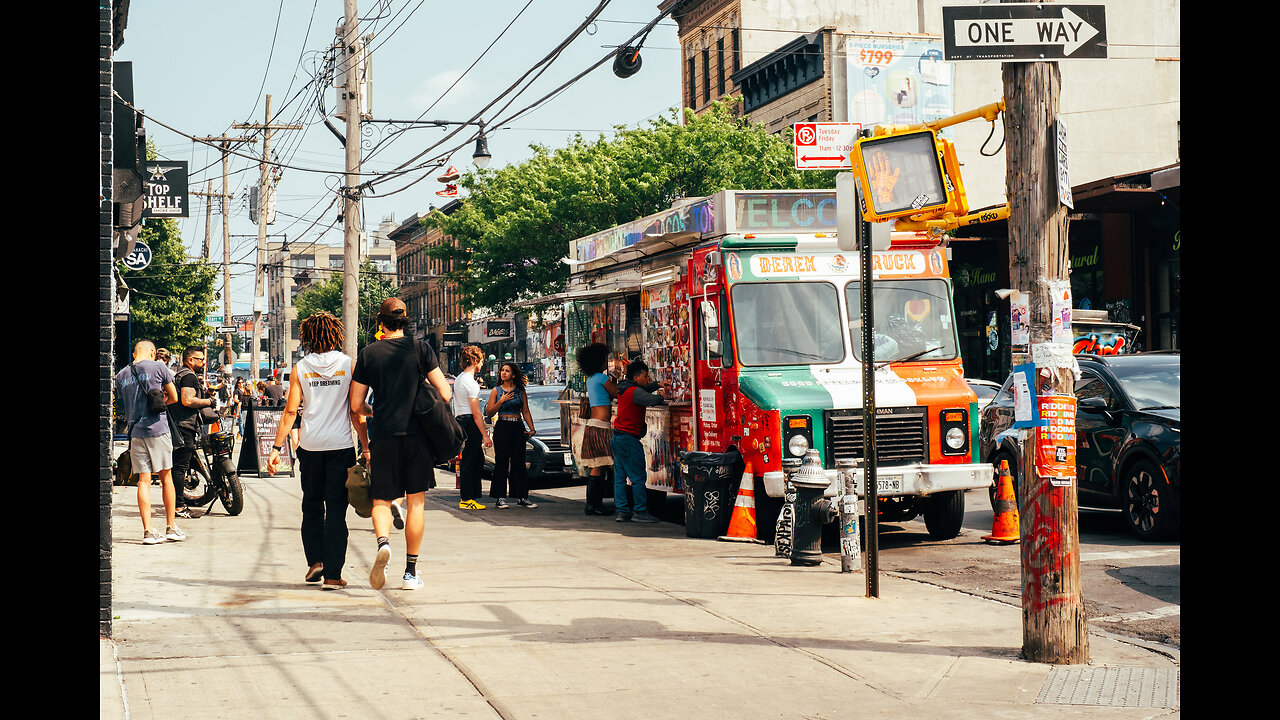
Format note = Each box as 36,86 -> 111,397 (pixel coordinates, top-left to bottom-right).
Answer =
472,120 -> 492,169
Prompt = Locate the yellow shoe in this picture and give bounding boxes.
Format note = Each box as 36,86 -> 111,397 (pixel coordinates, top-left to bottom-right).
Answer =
459,499 -> 487,510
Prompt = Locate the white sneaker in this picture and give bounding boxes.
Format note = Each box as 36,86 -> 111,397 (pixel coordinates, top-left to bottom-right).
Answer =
402,572 -> 424,591
391,501 -> 405,530
370,544 -> 391,590
165,525 -> 187,542
142,529 -> 165,545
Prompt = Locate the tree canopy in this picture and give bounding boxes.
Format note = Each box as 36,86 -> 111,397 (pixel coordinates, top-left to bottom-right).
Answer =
425,99 -> 840,312
293,258 -> 399,349
119,216 -> 219,354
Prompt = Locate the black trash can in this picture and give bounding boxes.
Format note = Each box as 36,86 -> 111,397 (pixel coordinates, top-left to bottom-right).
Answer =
679,449 -> 742,538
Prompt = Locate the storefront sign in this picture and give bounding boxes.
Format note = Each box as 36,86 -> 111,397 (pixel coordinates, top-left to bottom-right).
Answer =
141,160 -> 189,218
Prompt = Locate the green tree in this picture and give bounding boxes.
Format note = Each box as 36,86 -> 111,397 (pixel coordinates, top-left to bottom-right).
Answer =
425,98 -> 841,311
120,216 -> 219,353
293,259 -> 399,348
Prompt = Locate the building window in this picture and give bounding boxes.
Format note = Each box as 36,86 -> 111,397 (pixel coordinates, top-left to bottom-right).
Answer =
717,36 -> 726,96
732,28 -> 740,74
687,56 -> 696,108
702,47 -> 711,104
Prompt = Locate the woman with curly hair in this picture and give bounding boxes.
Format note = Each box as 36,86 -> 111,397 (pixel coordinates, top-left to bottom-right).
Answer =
267,311 -> 367,590
484,361 -> 538,509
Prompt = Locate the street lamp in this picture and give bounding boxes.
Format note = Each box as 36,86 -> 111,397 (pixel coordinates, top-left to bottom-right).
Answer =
472,121 -> 492,169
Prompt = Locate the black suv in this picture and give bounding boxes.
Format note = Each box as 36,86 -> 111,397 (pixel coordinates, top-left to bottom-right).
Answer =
978,352 -> 1180,540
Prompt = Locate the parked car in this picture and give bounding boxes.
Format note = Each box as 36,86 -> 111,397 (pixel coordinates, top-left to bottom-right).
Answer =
481,384 -> 574,480
978,352 -> 1180,540
965,378 -> 1002,412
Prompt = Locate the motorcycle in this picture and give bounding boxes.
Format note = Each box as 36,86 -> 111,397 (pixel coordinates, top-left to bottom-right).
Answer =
183,424 -> 245,516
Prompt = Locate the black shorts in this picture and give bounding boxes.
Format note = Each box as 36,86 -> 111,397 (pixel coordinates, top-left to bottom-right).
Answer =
368,434 -> 436,501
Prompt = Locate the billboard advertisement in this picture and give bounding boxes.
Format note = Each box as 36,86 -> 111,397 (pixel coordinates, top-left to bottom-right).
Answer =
845,34 -> 955,136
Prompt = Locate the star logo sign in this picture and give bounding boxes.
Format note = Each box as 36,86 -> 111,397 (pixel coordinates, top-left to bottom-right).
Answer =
147,164 -> 182,182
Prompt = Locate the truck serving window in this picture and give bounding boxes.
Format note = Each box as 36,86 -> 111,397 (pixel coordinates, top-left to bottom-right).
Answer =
845,279 -> 959,363
730,281 -> 844,366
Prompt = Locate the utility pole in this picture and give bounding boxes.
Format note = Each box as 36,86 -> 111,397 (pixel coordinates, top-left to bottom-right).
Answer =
235,95 -> 302,384
193,134 -> 255,371
341,0 -> 365,360
1001,11 -> 1088,663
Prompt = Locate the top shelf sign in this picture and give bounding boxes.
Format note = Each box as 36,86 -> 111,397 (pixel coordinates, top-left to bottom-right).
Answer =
942,4 -> 1107,62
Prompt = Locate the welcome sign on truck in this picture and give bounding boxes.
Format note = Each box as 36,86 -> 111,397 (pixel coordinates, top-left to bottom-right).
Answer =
559,189 -> 992,541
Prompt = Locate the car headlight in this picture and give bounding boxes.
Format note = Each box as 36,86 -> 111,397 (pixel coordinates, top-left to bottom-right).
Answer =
787,433 -> 810,457
945,427 -> 965,449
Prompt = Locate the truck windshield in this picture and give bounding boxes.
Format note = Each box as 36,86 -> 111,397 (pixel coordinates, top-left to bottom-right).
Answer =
730,281 -> 844,366
845,279 -> 959,363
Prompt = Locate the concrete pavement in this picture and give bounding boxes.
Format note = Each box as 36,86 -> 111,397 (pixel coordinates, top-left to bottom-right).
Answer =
101,452 -> 1179,719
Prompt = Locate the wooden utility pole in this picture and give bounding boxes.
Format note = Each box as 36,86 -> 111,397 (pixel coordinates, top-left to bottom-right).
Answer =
341,0 -> 364,360
1002,43 -> 1088,662
234,95 -> 302,384
193,134 -> 255,370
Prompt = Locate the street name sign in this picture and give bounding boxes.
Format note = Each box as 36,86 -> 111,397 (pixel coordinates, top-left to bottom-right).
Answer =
794,122 -> 863,170
942,4 -> 1107,62
216,326 -> 238,335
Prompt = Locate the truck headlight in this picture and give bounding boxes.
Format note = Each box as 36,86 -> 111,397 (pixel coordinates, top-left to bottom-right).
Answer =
787,433 -> 810,457
945,427 -> 965,449
939,408 -> 969,456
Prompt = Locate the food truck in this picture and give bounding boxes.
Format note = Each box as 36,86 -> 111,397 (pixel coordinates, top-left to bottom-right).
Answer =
558,188 -> 992,540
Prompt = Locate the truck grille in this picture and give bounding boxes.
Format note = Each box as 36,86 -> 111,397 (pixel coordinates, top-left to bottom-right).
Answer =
825,406 -> 927,467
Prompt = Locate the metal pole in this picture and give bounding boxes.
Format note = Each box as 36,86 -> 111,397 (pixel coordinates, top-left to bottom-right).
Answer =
252,94 -> 273,384
859,204 -> 879,598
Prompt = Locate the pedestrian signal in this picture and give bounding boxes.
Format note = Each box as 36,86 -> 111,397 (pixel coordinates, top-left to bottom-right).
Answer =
850,129 -> 951,222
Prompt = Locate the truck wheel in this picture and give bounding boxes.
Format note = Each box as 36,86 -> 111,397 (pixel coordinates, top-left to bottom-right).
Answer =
1123,459 -> 1177,541
924,490 -> 965,540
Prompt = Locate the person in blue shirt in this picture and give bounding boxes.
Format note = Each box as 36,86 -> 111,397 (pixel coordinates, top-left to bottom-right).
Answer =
114,340 -> 184,545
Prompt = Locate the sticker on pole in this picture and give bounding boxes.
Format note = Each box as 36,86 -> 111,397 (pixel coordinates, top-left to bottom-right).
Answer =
1035,395 -> 1076,487
794,122 -> 862,170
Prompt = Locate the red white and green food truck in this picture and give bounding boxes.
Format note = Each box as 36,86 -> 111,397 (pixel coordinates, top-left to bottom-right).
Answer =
559,188 -> 992,539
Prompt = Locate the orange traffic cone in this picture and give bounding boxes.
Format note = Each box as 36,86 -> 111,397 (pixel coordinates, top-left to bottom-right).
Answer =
719,462 -> 764,543
982,459 -> 1020,545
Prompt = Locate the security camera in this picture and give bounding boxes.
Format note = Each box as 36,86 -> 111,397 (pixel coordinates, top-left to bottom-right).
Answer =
993,288 -> 1019,301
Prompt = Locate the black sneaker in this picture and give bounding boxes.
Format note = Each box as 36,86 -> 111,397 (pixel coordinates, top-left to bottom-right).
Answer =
495,498 -> 509,509
517,498 -> 538,509
584,505 -> 609,516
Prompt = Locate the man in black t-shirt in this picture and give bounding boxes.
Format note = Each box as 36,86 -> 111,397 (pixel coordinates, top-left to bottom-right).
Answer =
263,376 -> 285,407
169,346 -> 215,517
349,298 -> 453,592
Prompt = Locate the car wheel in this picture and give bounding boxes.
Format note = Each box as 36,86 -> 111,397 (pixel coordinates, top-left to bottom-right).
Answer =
989,451 -> 1020,512
1122,458 -> 1177,541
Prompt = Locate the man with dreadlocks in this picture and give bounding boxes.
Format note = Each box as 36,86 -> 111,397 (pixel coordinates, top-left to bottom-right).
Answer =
267,311 -> 367,590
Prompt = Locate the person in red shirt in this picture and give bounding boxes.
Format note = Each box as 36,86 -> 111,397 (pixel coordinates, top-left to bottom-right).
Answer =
610,359 -> 668,523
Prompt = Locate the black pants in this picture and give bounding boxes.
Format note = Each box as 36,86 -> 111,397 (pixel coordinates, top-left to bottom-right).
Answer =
490,419 -> 528,500
297,446 -> 354,581
456,415 -> 484,501
171,426 -> 197,507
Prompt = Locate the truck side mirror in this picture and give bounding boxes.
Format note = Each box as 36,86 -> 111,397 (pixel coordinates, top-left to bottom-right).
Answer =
700,300 -> 721,359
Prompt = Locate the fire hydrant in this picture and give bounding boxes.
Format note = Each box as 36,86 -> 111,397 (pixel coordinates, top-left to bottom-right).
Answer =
788,449 -> 837,566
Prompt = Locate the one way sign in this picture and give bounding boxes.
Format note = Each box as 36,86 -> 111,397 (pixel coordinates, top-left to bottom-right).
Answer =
942,4 -> 1106,62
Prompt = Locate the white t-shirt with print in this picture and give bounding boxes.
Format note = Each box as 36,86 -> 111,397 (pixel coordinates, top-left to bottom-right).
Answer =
295,351 -> 355,452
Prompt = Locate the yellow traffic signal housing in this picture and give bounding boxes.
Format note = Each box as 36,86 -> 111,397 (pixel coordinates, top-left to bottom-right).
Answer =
937,137 -> 969,219
850,128 -> 951,222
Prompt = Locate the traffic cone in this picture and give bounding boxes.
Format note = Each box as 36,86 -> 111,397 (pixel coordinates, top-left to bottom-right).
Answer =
982,459 -> 1020,545
718,461 -> 764,543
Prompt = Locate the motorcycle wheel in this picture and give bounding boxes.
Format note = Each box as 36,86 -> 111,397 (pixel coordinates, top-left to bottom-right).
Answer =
183,455 -> 217,507
218,458 -> 245,516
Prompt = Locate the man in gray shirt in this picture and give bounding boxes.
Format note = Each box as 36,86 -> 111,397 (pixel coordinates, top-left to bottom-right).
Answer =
115,340 -> 185,545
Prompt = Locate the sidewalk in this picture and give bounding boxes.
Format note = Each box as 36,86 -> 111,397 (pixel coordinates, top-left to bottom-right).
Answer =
101,458 -> 1179,720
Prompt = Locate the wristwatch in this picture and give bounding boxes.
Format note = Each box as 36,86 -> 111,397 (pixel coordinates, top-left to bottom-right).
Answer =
272,444 -> 283,452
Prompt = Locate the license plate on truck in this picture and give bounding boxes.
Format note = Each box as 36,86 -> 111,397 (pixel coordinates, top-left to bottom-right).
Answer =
877,474 -> 902,494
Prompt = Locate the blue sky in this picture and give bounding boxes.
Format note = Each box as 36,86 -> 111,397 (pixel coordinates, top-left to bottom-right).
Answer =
116,0 -> 682,318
